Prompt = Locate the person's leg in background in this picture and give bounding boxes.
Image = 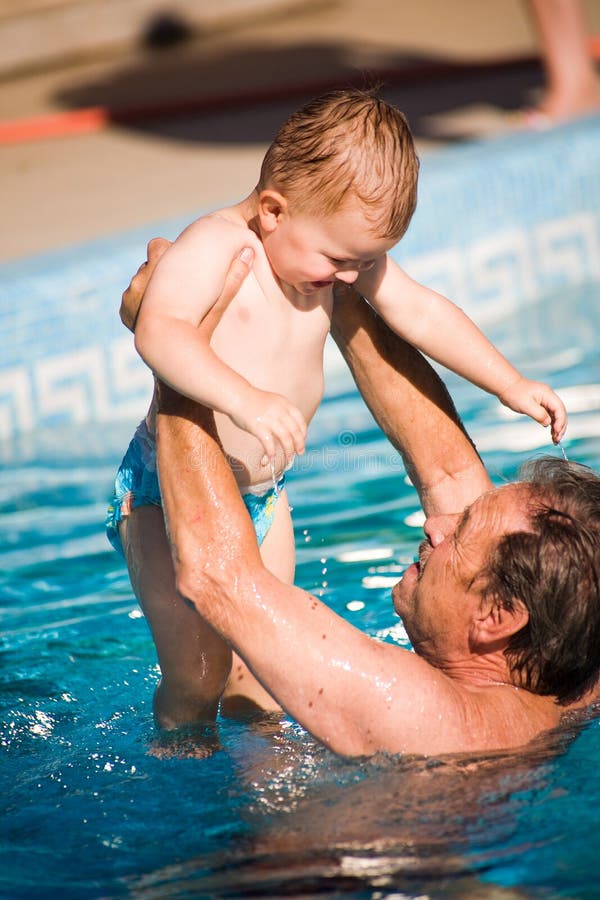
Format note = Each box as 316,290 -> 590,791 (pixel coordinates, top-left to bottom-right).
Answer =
527,0 -> 600,122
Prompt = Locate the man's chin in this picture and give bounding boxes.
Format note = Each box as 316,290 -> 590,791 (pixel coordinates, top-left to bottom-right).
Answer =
392,571 -> 414,617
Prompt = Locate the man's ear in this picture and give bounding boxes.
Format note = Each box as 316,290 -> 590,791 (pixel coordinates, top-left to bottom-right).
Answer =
257,190 -> 288,233
471,596 -> 529,651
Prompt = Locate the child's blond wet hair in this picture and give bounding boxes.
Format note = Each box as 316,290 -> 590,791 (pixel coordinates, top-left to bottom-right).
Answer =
258,87 -> 419,241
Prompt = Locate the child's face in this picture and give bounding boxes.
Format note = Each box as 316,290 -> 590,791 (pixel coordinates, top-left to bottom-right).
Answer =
263,202 -> 396,295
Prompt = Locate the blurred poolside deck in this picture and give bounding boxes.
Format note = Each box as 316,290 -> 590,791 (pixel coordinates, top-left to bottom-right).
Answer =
1,0 -> 599,262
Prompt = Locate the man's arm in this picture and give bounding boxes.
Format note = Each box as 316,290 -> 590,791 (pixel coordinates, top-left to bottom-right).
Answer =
331,285 -> 492,516
156,385 -> 459,757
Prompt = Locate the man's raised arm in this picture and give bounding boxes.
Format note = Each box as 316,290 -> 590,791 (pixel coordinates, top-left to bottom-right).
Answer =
331,285 -> 492,515
155,385 -> 453,757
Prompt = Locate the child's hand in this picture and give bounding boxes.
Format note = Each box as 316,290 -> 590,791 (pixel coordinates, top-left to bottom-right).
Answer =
232,389 -> 307,465
499,377 -> 567,444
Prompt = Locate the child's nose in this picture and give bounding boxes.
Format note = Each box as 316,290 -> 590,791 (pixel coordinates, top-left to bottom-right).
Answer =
334,269 -> 359,285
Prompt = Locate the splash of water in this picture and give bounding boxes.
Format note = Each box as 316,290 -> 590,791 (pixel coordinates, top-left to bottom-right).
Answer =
270,458 -> 280,495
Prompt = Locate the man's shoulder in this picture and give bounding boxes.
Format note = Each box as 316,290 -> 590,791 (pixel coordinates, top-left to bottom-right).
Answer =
384,661 -> 561,756
449,681 -> 561,755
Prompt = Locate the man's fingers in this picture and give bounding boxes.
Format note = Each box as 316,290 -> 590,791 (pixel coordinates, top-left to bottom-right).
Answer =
221,247 -> 254,300
147,237 -> 172,260
120,236 -> 171,332
200,247 -> 254,338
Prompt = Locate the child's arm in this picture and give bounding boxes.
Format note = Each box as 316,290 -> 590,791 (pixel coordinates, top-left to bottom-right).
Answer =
356,256 -> 567,443
134,218 -> 306,463
331,285 -> 492,517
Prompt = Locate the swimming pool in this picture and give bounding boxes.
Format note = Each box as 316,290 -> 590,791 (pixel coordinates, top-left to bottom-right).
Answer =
2,119 -> 600,898
2,279 -> 599,899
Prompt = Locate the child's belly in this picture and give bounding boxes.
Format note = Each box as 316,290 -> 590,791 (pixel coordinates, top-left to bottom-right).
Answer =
210,285 -> 330,488
215,414 -> 282,489
214,363 -> 324,491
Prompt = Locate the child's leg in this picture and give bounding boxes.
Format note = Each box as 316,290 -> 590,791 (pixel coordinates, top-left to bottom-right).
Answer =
221,488 -> 296,718
120,505 -> 233,729
109,419 -> 289,728
121,498 -> 294,727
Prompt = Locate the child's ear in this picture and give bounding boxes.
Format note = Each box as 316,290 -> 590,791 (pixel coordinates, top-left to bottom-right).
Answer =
257,190 -> 288,233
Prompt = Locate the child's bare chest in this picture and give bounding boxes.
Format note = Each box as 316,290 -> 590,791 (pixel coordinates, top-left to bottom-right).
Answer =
210,265 -> 332,400
201,241 -> 332,470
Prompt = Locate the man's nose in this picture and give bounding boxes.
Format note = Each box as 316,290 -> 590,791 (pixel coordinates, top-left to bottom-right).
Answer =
423,513 -> 460,547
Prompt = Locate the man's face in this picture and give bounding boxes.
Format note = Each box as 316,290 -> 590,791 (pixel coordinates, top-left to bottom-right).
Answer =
392,484 -> 532,667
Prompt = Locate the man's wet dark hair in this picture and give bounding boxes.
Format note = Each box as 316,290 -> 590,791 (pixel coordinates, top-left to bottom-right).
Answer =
483,457 -> 600,704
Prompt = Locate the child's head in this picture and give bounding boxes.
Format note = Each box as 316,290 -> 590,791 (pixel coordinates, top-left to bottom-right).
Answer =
257,87 -> 419,242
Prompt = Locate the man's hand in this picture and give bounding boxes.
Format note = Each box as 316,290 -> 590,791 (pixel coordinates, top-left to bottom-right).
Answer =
120,238 -> 255,339
120,238 -> 171,332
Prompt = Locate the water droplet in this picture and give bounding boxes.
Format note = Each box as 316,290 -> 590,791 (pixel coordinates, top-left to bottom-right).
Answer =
270,459 -> 280,494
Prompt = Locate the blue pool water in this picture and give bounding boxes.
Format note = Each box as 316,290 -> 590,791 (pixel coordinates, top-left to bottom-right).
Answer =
1,264 -> 600,898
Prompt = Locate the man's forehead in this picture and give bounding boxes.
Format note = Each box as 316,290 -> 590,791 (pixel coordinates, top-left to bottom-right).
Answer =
458,483 -> 531,537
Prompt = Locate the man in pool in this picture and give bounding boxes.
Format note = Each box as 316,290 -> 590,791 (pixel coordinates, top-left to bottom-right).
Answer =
123,242 -> 600,757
